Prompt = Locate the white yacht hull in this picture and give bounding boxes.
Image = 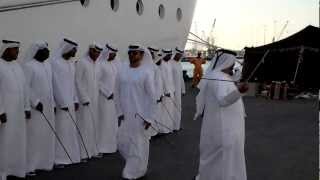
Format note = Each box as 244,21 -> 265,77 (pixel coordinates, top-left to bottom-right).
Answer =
0,0 -> 197,59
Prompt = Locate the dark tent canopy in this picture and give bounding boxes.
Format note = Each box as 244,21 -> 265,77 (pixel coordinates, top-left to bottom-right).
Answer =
242,25 -> 320,89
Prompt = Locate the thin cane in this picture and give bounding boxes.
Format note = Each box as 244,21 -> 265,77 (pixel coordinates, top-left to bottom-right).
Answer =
167,96 -> 182,113
67,111 -> 90,159
201,78 -> 238,83
135,113 -> 175,148
40,112 -> 74,164
160,101 -> 176,129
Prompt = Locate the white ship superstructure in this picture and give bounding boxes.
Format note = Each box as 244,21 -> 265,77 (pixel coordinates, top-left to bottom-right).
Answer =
0,0 -> 197,59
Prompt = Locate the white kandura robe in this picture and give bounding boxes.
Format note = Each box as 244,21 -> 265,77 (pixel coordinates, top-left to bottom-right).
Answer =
0,59 -> 30,178
159,60 -> 176,132
115,64 -> 156,179
197,71 -> 247,180
51,57 -> 81,165
171,60 -> 186,130
75,56 -> 99,159
97,59 -> 118,153
24,60 -> 55,172
153,65 -> 170,134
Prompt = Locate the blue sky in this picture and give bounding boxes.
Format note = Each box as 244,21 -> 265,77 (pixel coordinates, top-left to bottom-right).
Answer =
189,0 -> 319,50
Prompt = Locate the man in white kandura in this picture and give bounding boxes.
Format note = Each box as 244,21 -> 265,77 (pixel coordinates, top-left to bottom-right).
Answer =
23,42 -> 55,175
51,38 -> 81,166
0,40 -> 31,179
151,51 -> 172,134
159,49 -> 176,133
115,45 -> 156,180
194,49 -> 248,180
171,47 -> 186,131
147,47 -> 168,134
75,43 -> 103,160
97,44 -> 119,154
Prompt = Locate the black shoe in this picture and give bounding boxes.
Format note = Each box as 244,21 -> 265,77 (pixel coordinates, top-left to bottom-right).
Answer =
54,164 -> 65,169
26,172 -> 37,176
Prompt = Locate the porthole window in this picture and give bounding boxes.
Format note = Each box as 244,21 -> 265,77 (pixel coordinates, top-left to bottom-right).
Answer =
176,8 -> 183,21
80,0 -> 90,7
110,0 -> 119,12
136,0 -> 144,16
158,4 -> 165,19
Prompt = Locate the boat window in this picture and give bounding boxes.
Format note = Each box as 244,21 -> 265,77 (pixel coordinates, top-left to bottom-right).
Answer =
176,8 -> 183,22
110,0 -> 119,12
158,4 -> 165,19
136,0 -> 143,16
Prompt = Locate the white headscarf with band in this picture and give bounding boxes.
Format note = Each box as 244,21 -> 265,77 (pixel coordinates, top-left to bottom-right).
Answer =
52,38 -> 78,61
23,41 -> 48,63
142,47 -> 156,67
173,47 -> 185,58
0,40 -> 20,56
154,52 -> 163,63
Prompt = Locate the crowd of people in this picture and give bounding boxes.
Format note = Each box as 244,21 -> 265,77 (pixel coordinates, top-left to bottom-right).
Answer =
0,38 -> 186,180
0,38 -> 249,180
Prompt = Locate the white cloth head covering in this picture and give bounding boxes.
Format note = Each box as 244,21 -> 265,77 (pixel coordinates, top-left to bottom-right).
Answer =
99,46 -> 110,62
23,41 -> 48,63
154,52 -> 163,63
203,50 -> 236,77
142,47 -> 155,66
148,46 -> 159,54
172,47 -> 185,61
162,48 -> 172,55
52,38 -> 78,61
194,50 -> 237,120
82,42 -> 103,61
128,44 -> 144,52
0,40 -> 20,56
106,43 -> 118,53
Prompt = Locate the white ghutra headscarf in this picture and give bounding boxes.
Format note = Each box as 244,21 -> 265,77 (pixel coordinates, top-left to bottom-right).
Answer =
0,40 -> 20,56
52,38 -> 78,61
23,41 -> 48,64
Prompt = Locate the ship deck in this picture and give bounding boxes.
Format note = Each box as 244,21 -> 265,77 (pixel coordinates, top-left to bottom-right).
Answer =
8,82 -> 318,180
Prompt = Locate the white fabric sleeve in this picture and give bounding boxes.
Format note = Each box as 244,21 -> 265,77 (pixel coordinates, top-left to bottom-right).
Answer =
168,65 -> 176,96
144,71 -> 157,123
22,69 -> 31,111
75,61 -> 90,104
114,74 -> 123,117
23,64 -> 40,108
52,62 -> 69,108
213,81 -> 241,107
98,67 -> 113,98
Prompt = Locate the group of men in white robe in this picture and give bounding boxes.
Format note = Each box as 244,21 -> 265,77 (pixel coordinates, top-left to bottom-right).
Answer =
0,39 -> 186,180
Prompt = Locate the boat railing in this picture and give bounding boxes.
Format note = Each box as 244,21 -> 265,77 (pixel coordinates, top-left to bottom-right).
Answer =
0,0 -> 79,12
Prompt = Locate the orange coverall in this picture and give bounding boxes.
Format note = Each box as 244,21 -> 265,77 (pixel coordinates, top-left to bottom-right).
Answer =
190,57 -> 206,87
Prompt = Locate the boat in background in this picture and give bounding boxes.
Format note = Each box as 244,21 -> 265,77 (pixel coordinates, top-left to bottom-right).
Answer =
0,0 -> 197,59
